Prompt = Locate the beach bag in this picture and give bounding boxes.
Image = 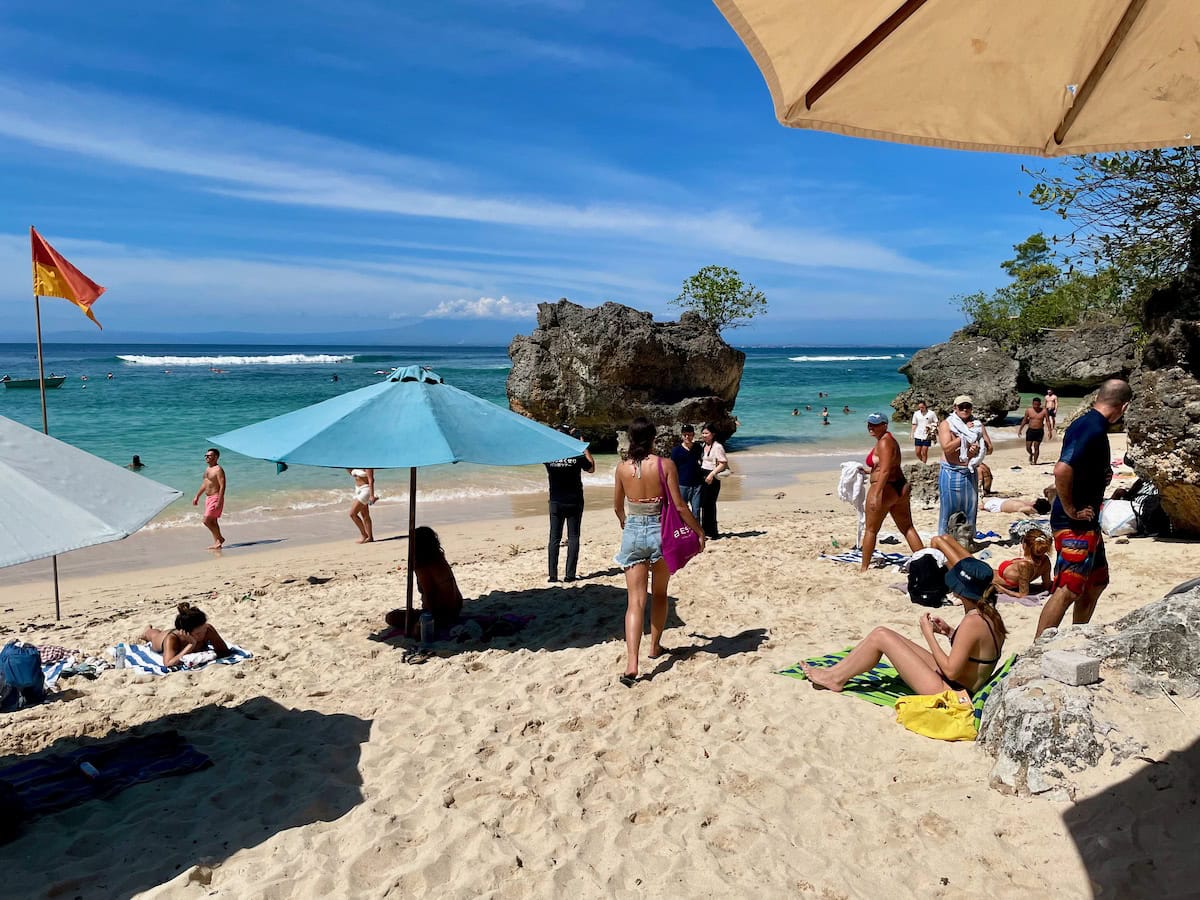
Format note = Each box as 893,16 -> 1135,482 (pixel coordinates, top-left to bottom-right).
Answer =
895,691 -> 978,742
907,554 -> 948,607
1099,500 -> 1137,537
716,457 -> 733,479
1129,481 -> 1170,536
657,457 -> 701,574
0,642 -> 45,713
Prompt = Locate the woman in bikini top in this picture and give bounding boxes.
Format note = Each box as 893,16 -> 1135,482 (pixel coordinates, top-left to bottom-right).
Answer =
858,413 -> 925,573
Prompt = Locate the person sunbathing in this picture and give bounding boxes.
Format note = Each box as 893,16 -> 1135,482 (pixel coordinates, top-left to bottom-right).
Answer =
141,603 -> 231,667
930,531 -> 1051,598
979,496 -> 1051,516
801,558 -> 1005,697
386,526 -> 464,635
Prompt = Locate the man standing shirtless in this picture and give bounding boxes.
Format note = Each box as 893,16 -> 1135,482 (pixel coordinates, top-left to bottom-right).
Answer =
193,447 -> 226,550
1018,397 -> 1051,465
1043,389 -> 1058,440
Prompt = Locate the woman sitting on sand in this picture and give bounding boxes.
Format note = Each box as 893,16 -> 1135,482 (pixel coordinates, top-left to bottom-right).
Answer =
613,417 -> 705,687
142,603 -> 232,667
347,468 -> 377,543
859,412 -> 924,572
385,526 -> 463,635
802,558 -> 1005,697
930,530 -> 1052,599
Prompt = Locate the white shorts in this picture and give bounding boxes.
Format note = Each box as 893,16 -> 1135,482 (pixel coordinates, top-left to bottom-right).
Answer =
354,484 -> 374,505
981,497 -> 1003,514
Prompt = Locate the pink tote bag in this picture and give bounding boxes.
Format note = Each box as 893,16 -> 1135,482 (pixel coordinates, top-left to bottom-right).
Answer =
657,456 -> 701,574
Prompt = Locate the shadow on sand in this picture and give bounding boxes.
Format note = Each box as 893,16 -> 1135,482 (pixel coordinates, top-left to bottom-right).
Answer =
3,696 -> 370,898
643,628 -> 770,680
1063,735 -> 1200,899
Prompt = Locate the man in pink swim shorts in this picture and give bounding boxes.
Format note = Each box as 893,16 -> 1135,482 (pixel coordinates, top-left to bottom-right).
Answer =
192,447 -> 227,550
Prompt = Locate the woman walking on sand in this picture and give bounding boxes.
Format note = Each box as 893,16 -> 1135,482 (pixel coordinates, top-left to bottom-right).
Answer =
859,412 -> 923,571
613,417 -> 704,687
698,424 -> 728,539
348,468 -> 376,543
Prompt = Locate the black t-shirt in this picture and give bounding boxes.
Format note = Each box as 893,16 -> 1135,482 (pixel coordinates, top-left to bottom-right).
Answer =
545,455 -> 591,505
1051,408 -> 1111,530
671,442 -> 703,487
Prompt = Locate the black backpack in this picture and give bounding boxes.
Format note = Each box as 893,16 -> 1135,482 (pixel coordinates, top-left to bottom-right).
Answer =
1128,480 -> 1171,536
907,554 -> 949,607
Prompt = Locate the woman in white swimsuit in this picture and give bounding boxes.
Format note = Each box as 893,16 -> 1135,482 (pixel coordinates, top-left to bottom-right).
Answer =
348,468 -> 376,543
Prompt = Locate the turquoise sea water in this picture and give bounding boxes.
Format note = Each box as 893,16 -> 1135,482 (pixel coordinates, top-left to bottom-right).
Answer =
0,343 -> 917,525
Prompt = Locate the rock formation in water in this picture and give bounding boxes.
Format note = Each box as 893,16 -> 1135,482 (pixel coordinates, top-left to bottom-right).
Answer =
891,331 -> 1020,424
506,300 -> 744,447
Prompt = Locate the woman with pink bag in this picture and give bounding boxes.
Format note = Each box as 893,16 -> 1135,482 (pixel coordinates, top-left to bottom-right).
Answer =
613,418 -> 705,688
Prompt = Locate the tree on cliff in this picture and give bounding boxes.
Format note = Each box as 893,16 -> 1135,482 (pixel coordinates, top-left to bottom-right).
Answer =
672,266 -> 767,331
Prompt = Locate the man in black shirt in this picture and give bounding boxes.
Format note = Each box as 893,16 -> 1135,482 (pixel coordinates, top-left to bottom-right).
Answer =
1036,379 -> 1132,637
670,424 -> 704,521
545,426 -> 595,583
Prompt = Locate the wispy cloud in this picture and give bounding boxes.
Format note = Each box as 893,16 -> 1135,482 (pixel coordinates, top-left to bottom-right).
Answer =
421,296 -> 539,319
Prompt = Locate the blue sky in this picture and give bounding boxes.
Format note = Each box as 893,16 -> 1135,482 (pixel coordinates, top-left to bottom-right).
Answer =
0,0 -> 1066,345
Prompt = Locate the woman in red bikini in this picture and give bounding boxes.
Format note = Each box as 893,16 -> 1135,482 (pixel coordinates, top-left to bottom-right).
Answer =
930,529 -> 1052,598
859,412 -> 924,572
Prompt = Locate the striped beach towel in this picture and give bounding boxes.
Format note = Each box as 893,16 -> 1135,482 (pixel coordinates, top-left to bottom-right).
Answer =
115,642 -> 252,676
819,549 -> 909,568
779,650 -> 1018,723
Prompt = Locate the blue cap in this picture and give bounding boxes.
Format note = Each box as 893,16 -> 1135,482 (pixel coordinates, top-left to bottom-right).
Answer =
866,412 -> 888,425
945,557 -> 994,601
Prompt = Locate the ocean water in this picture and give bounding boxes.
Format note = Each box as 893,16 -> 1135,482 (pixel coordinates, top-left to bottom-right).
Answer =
0,343 -> 916,525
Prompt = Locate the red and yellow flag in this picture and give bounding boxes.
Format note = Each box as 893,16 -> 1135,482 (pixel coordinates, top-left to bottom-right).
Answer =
31,226 -> 106,330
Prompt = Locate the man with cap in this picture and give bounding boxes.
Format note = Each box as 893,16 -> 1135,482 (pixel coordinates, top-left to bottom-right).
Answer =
800,556 -> 1005,697
936,395 -> 992,539
670,424 -> 704,522
544,426 -> 595,583
1036,379 -> 1133,637
859,412 -> 924,571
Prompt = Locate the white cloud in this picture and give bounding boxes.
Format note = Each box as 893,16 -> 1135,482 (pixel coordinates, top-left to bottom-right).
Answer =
422,296 -> 539,319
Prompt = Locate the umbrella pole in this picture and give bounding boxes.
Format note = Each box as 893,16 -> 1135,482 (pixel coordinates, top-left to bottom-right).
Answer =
34,293 -> 62,622
406,466 -> 416,635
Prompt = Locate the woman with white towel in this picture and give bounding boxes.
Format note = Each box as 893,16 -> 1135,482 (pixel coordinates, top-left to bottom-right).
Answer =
936,396 -> 993,537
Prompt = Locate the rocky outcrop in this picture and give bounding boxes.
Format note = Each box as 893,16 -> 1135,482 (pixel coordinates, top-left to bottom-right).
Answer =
507,300 -> 744,447
1125,268 -> 1200,535
1015,322 -> 1139,392
903,462 -> 939,507
978,588 -> 1200,800
891,332 -> 1019,424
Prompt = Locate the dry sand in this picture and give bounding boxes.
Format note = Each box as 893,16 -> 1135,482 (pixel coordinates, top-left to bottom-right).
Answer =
2,428 -> 1198,898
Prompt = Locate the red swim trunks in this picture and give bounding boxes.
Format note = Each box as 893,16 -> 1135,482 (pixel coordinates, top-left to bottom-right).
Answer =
1052,528 -> 1108,595
204,494 -> 224,519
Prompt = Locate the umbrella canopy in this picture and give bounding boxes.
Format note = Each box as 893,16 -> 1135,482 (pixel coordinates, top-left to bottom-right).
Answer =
714,0 -> 1200,156
210,366 -> 588,634
0,415 -> 182,568
210,365 -> 586,468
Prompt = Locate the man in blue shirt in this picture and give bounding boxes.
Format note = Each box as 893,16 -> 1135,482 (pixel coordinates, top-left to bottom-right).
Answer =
670,424 -> 703,521
1036,379 -> 1132,637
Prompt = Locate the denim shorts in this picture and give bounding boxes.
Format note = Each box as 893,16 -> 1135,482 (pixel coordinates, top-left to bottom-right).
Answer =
614,514 -> 662,569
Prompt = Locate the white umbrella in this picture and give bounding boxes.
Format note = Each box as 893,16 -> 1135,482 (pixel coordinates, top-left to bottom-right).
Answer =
0,415 -> 182,617
714,0 -> 1200,156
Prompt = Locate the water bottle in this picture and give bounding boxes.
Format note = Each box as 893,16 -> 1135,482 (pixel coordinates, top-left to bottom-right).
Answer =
79,762 -> 100,779
113,643 -> 127,669
419,612 -> 435,646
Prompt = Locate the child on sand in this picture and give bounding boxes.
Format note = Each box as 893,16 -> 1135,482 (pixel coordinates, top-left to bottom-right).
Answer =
141,603 -> 232,667
386,526 -> 464,635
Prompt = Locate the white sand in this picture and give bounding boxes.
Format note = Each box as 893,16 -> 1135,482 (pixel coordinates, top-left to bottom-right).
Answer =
2,430 -> 1198,898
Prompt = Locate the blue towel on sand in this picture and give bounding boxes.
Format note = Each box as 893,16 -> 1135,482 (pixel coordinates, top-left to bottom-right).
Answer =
117,642 -> 252,676
0,730 -> 212,819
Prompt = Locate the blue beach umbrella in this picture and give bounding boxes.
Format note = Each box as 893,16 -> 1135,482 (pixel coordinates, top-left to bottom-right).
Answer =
210,366 -> 587,628
0,415 -> 182,619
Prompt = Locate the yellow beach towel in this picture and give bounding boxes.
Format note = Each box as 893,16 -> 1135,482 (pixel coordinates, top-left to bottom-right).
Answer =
894,690 -> 978,742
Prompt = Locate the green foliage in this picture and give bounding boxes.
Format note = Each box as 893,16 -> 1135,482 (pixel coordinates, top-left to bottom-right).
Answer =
671,265 -> 767,331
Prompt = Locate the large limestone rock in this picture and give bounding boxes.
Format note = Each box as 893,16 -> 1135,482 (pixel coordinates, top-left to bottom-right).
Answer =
507,300 -> 744,447
978,588 -> 1200,800
1015,321 -> 1139,392
1125,266 -> 1200,535
892,331 -> 1019,424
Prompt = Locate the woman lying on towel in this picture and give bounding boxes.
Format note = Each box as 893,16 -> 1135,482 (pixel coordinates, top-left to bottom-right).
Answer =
801,558 -> 1005,697
141,603 -> 232,667
385,526 -> 464,635
929,530 -> 1051,599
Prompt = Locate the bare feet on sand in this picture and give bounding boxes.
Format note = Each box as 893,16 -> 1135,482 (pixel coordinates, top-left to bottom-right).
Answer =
356,537 -> 374,544
799,661 -> 844,692
208,538 -> 225,551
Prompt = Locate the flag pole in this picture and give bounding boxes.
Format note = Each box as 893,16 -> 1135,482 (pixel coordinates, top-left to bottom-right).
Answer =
33,292 -> 62,621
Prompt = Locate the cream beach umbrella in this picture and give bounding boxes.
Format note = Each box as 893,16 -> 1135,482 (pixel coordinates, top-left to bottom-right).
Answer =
0,415 -> 182,619
713,0 -> 1200,157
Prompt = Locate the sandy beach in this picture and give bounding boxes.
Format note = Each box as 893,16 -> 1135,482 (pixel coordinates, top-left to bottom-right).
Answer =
3,427 -> 1198,898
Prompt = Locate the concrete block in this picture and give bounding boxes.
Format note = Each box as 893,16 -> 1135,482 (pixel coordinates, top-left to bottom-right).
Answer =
1041,650 -> 1101,686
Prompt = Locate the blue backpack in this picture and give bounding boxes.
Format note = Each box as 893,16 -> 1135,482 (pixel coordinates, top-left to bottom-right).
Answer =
0,642 -> 45,712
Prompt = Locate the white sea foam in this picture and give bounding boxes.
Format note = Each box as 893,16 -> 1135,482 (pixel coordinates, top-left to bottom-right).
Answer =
117,354 -> 354,366
788,355 -> 898,362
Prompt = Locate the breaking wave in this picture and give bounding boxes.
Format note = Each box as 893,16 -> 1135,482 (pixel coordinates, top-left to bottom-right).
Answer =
117,354 -> 355,366
788,354 -> 899,362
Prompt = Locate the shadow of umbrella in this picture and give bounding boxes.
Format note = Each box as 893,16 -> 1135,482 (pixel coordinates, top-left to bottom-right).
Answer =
210,365 -> 586,631
1,696 -> 371,898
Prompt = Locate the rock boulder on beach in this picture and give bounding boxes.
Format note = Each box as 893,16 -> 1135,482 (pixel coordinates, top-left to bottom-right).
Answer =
892,331 -> 1019,424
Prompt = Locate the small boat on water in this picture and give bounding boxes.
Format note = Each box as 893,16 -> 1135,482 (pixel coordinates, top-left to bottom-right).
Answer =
2,376 -> 66,389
